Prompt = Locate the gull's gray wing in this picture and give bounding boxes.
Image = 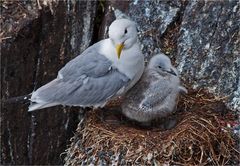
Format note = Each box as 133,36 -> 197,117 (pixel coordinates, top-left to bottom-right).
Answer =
58,44 -> 113,79
30,43 -> 130,110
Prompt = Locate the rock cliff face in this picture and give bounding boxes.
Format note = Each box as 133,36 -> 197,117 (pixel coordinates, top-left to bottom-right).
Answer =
128,0 -> 183,59
1,1 -> 97,165
176,0 -> 240,111
1,0 -> 239,165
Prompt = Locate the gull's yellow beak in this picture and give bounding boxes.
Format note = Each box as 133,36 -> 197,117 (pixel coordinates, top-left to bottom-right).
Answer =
116,43 -> 124,59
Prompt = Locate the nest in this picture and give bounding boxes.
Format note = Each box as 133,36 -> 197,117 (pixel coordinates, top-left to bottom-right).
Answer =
64,90 -> 239,165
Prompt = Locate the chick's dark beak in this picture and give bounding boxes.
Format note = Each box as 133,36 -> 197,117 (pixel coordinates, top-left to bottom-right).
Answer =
167,68 -> 177,76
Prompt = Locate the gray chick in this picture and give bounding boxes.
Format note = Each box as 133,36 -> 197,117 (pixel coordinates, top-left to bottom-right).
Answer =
121,53 -> 187,123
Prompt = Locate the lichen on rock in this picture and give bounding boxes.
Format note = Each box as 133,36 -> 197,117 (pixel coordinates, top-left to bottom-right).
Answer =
128,0 -> 182,58
176,0 -> 240,111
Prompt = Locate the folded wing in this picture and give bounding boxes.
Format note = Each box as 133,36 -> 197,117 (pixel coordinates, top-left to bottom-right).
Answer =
29,44 -> 130,111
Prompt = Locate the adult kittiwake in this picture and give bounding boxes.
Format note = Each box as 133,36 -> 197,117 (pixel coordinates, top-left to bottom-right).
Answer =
29,18 -> 144,111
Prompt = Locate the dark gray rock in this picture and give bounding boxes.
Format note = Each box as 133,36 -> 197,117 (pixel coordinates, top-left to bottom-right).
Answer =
176,0 -> 240,111
1,1 -> 97,165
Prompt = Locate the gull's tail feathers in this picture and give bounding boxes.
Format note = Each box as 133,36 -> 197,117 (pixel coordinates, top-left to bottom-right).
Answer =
28,79 -> 60,112
28,102 -> 59,112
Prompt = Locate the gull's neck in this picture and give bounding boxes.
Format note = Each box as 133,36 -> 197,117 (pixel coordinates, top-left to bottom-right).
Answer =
98,39 -> 144,80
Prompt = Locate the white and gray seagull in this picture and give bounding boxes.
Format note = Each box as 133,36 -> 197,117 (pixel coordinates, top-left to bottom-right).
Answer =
28,18 -> 144,111
121,53 -> 187,123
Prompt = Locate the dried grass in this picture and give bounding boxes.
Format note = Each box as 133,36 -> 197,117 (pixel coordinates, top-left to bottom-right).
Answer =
64,89 -> 239,165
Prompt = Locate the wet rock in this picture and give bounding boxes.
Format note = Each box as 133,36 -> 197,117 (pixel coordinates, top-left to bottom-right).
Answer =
176,0 -> 240,111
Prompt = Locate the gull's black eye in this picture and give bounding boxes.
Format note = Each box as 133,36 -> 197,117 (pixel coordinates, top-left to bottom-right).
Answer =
158,66 -> 162,68
124,29 -> 128,34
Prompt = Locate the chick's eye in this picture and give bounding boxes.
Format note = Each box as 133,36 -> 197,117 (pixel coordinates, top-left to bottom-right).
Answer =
124,29 -> 128,34
158,66 -> 162,68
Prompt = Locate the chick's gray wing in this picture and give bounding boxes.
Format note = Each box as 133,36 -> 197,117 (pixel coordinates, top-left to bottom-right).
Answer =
35,44 -> 130,106
140,78 -> 173,110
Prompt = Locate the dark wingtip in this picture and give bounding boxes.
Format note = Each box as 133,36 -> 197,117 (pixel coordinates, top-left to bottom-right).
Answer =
2,94 -> 31,104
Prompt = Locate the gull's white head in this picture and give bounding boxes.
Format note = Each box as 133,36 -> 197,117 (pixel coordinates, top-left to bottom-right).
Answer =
109,19 -> 138,59
148,53 -> 178,76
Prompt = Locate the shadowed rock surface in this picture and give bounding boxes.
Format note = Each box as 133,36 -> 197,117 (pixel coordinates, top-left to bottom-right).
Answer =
1,1 -> 97,165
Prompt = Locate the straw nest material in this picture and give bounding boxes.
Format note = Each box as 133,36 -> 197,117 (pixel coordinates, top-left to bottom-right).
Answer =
63,89 -> 239,165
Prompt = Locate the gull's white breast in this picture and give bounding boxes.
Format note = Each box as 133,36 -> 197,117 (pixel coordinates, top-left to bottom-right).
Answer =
99,39 -> 144,81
